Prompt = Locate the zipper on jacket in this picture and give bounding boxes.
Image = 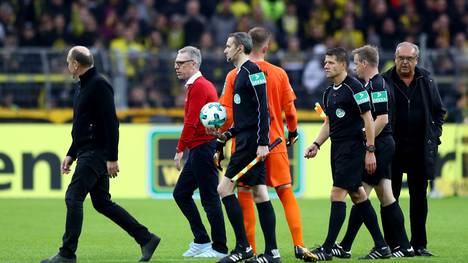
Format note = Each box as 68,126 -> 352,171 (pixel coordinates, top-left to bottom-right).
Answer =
395,84 -> 411,140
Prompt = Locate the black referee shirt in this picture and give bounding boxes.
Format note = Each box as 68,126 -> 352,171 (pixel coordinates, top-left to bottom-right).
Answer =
229,60 -> 269,146
67,67 -> 119,161
365,74 -> 392,138
323,75 -> 371,142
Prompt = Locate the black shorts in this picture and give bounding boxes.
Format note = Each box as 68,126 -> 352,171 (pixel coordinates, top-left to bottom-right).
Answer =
331,139 -> 365,192
225,131 -> 265,186
363,135 -> 395,186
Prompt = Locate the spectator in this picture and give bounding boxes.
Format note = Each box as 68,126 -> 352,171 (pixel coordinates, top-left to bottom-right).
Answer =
380,18 -> 400,51
230,0 -> 251,18
449,0 -> 467,34
79,15 -> 99,47
250,4 -> 276,36
302,21 -> 326,51
259,0 -> 285,22
334,15 -> 365,50
44,0 -> 70,21
152,14 -> 169,42
145,30 -> 165,53
128,86 -> 150,108
110,24 -> 145,78
302,45 -> 327,106
155,0 -> 185,17
210,0 -> 237,47
137,0 -> 158,25
99,8 -> 119,41
52,14 -> 72,49
399,4 -> 422,37
428,14 -> 451,48
38,13 -> 56,47
183,0 -> 206,46
236,15 -> 252,33
279,37 -> 305,93
18,22 -> 37,47
277,3 -> 300,48
167,14 -> 184,50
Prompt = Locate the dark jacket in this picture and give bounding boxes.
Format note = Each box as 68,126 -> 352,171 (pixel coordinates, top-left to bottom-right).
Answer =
382,66 -> 446,179
67,67 -> 119,161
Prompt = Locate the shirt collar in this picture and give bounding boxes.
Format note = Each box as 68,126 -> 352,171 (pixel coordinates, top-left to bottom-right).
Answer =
185,71 -> 202,88
79,67 -> 97,85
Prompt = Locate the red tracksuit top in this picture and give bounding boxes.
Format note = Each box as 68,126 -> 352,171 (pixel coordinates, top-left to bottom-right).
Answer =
176,73 -> 218,152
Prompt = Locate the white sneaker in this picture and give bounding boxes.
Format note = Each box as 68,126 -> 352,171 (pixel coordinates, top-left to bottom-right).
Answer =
182,242 -> 211,257
194,247 -> 228,258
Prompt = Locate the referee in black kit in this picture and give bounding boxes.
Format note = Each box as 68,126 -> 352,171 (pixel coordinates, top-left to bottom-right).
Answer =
304,47 -> 390,261
333,45 -> 414,259
41,46 -> 160,263
209,32 -> 280,263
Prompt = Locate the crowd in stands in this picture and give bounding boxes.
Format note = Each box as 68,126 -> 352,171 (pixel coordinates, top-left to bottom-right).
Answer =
0,0 -> 466,122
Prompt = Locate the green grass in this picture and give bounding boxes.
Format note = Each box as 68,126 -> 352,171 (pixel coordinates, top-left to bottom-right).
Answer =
0,197 -> 466,263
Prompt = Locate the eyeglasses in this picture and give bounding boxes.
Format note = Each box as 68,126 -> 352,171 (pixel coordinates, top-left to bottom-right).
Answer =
396,56 -> 417,62
174,60 -> 193,66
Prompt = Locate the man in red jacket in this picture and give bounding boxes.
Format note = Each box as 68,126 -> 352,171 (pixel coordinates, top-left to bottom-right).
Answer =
172,46 -> 228,259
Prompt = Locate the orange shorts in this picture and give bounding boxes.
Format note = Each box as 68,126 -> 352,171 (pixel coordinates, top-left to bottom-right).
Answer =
265,152 -> 291,187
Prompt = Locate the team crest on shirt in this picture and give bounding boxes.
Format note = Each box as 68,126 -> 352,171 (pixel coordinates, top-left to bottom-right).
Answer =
371,91 -> 388,103
249,72 -> 266,86
234,93 -> 241,104
353,90 -> 370,105
336,108 -> 346,118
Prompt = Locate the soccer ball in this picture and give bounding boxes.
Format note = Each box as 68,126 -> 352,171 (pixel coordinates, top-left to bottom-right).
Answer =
199,102 -> 227,128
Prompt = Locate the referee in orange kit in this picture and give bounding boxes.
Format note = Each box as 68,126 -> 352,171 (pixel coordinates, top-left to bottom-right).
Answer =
219,27 -> 316,262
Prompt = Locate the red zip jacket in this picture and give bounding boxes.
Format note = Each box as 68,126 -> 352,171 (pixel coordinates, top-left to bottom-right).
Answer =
176,72 -> 218,152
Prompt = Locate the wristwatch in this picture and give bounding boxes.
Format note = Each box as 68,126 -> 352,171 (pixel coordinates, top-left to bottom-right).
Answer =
366,145 -> 376,153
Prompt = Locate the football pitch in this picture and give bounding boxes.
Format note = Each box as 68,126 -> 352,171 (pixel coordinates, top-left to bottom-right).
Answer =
0,197 -> 466,263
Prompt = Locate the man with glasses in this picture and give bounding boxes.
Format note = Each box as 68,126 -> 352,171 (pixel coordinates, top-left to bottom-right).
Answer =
382,42 -> 446,257
172,46 -> 228,258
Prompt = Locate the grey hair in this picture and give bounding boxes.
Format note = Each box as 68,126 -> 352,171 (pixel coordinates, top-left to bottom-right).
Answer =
352,45 -> 379,67
395,42 -> 420,58
229,32 -> 253,54
178,46 -> 202,67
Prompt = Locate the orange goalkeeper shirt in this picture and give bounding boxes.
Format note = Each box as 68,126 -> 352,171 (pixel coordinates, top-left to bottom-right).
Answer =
219,60 -> 298,154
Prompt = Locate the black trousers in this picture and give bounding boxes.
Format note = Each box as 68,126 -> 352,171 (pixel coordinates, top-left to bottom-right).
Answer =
391,146 -> 428,249
173,141 -> 227,253
59,150 -> 151,258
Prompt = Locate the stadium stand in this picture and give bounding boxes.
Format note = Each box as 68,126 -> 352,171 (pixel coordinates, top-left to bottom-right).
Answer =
0,0 -> 466,123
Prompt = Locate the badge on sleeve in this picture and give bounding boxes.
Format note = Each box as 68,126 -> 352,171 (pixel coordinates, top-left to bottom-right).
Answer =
371,91 -> 388,103
249,72 -> 266,86
353,90 -> 370,105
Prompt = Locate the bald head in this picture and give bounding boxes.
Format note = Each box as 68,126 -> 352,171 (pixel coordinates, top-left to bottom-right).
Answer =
68,46 -> 94,67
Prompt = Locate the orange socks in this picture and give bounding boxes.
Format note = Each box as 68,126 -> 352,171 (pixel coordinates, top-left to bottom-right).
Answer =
238,190 -> 257,253
238,186 -> 304,251
277,186 -> 304,247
